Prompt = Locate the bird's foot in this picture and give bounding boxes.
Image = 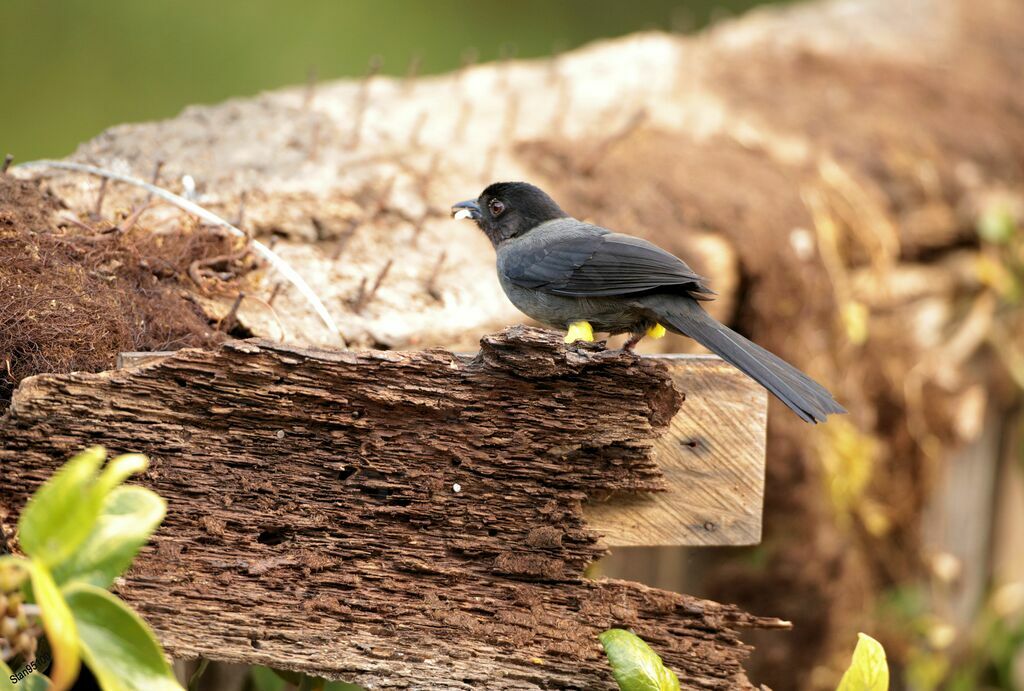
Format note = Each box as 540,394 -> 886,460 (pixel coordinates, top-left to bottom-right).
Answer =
563,321 -> 594,344
623,323 -> 666,351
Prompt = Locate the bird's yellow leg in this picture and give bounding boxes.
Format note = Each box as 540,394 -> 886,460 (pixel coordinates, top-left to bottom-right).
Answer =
646,323 -> 666,339
564,320 -> 594,344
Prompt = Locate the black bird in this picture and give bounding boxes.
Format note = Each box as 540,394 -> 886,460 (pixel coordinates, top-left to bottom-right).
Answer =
452,181 -> 846,423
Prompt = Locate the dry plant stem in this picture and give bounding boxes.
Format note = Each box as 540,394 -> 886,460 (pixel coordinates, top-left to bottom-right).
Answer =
13,159 -> 346,346
426,251 -> 447,302
218,292 -> 245,333
92,177 -> 108,220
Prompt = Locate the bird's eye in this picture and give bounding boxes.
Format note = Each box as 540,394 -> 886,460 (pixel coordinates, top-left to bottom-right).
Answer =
488,199 -> 505,216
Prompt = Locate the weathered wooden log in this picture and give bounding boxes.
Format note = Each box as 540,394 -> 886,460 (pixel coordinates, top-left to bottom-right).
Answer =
114,349 -> 768,549
0,327 -> 785,689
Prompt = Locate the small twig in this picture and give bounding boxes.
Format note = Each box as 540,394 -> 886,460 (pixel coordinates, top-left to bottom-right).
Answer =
458,47 -> 479,85
351,276 -> 368,313
303,66 -> 318,110
425,251 -> 447,302
2,154 -> 13,174
498,42 -> 517,89
267,281 -> 284,306
234,191 -> 248,229
329,221 -> 359,261
189,228 -> 253,289
242,294 -> 289,341
92,178 -> 108,220
352,260 -> 393,313
409,110 -> 429,148
57,212 -> 98,233
217,292 -> 246,333
372,176 -> 396,218
14,159 -> 346,345
350,55 -> 383,148
367,259 -> 393,304
411,211 -> 429,245
404,54 -> 421,90
115,202 -> 152,234
145,160 -> 164,203
310,216 -> 329,241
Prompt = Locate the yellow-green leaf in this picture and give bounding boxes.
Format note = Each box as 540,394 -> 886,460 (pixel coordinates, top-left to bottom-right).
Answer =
94,454 -> 149,499
0,659 -> 50,691
18,447 -> 107,566
836,633 -> 889,691
0,658 -> 15,691
62,583 -> 182,691
599,629 -> 680,691
29,559 -> 80,691
52,486 -> 166,588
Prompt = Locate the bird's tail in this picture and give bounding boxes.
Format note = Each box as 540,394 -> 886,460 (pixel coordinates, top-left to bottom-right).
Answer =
658,299 -> 846,423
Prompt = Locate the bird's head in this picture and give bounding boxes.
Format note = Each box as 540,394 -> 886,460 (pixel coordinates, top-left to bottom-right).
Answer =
451,182 -> 568,246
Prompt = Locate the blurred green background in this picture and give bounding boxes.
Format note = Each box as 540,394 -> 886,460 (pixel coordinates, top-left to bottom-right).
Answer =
0,0 -> 774,160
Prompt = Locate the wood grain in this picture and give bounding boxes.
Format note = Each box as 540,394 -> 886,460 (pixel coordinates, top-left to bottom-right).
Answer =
0,327 -> 785,690
585,356 -> 767,547
115,352 -> 769,549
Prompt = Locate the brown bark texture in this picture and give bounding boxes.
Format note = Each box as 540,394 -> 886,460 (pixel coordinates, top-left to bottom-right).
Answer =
0,327 -> 785,689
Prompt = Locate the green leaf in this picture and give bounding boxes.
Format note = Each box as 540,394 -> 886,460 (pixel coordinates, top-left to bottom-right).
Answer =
599,629 -> 680,691
94,454 -> 149,499
63,583 -> 182,691
0,658 -> 15,691
836,633 -> 889,691
2,664 -> 51,691
19,674 -> 51,691
51,486 -> 166,588
18,447 -> 107,566
28,559 -> 80,691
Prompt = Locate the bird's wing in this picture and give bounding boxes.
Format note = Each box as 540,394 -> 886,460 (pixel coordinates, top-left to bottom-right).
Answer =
505,223 -> 715,299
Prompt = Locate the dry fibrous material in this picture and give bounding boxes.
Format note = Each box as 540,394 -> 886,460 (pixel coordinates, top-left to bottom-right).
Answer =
0,176 -> 257,406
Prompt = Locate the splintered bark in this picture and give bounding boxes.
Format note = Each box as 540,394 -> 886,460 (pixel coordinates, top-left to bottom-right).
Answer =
0,327 -> 785,689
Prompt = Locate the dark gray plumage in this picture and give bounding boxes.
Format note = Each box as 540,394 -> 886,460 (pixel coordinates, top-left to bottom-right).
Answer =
452,182 -> 846,423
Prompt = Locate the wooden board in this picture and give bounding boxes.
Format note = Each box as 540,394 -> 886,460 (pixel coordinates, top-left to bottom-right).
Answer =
117,349 -> 768,548
585,356 -> 767,547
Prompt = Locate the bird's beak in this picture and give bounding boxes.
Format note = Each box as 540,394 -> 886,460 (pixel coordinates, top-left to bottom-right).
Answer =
451,199 -> 481,221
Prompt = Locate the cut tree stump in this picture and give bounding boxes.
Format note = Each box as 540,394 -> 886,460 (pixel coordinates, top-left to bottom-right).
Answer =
0,327 -> 779,689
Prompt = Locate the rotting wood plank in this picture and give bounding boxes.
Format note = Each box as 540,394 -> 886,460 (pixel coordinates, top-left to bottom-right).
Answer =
114,351 -> 768,549
0,326 -> 783,689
